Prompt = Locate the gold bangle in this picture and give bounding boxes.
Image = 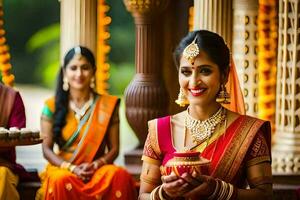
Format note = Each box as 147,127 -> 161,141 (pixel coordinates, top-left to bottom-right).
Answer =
93,160 -> 101,169
60,161 -> 71,169
69,164 -> 76,173
158,185 -> 168,200
150,186 -> 160,200
100,157 -> 107,165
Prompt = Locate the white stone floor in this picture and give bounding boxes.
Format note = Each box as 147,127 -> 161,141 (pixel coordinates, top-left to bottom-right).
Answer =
15,84 -> 139,172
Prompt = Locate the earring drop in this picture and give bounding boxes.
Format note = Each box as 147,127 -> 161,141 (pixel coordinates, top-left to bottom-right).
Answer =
90,77 -> 95,89
175,88 -> 189,107
63,77 -> 69,91
216,84 -> 230,104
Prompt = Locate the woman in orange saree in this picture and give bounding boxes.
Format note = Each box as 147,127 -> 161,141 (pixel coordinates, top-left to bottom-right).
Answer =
139,30 -> 272,200
36,46 -> 136,200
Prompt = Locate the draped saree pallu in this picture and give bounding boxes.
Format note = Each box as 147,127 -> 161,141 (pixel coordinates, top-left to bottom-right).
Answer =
37,95 -> 136,200
143,111 -> 271,188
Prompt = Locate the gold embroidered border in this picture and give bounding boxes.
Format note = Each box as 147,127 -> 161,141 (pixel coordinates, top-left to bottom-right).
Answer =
226,118 -> 265,181
212,117 -> 249,180
213,117 -> 265,182
141,155 -> 161,166
148,119 -> 162,158
246,156 -> 271,168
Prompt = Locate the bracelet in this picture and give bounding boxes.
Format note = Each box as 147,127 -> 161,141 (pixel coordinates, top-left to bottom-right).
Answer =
207,179 -> 221,200
158,185 -> 169,200
60,161 -> 71,169
69,164 -> 76,173
149,185 -> 160,200
100,157 -> 107,165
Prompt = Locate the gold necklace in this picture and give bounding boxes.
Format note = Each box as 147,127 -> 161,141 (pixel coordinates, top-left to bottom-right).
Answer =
184,106 -> 225,144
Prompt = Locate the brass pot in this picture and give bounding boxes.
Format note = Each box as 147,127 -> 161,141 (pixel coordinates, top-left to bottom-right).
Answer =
161,151 -> 210,176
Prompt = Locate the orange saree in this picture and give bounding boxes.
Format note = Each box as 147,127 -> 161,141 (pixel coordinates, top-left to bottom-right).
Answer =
37,95 -> 136,200
142,110 -> 271,188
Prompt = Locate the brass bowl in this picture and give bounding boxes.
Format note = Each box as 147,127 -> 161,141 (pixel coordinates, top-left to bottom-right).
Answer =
160,151 -> 210,176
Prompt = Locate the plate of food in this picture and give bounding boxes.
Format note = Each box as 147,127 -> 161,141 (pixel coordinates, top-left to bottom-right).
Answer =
0,127 -> 42,147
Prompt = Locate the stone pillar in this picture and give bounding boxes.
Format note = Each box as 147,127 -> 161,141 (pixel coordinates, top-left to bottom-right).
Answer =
232,0 -> 259,117
272,0 -> 300,174
60,0 -> 97,60
123,0 -> 170,148
193,0 -> 233,48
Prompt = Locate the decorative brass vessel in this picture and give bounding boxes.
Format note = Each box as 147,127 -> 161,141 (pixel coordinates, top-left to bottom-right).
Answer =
161,151 -> 210,176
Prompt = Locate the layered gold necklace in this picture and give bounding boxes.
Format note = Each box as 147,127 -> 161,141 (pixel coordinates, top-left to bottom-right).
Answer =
184,106 -> 226,144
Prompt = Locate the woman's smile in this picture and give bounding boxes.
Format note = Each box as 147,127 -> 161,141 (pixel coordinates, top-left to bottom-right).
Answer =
189,88 -> 207,96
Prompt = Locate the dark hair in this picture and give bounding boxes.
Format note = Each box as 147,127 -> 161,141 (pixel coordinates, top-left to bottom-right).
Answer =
173,30 -> 230,75
53,46 -> 96,148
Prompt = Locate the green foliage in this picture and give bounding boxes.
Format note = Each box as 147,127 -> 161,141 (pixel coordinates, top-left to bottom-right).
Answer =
26,23 -> 60,88
108,62 -> 135,95
107,0 -> 135,64
26,24 -> 60,53
3,0 -> 60,84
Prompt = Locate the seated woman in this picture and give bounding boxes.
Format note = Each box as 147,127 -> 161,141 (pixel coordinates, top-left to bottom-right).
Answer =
139,30 -> 272,200
0,84 -> 27,200
36,46 -> 136,200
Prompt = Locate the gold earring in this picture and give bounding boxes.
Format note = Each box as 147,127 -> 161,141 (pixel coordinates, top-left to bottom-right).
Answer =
175,88 -> 189,107
90,77 -> 95,89
63,77 -> 69,91
216,84 -> 230,104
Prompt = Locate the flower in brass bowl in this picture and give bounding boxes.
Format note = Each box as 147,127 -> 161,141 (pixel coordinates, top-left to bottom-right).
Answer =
160,151 -> 210,176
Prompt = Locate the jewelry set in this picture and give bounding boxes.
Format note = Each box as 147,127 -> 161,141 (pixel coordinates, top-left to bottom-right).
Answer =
69,93 -> 94,121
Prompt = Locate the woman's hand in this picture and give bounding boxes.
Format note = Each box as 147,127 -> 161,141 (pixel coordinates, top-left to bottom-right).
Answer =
181,173 -> 216,199
91,159 -> 105,170
161,172 -> 190,198
73,162 -> 95,182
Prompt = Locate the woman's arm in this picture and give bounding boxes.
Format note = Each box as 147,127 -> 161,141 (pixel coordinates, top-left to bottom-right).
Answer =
139,161 -> 161,200
41,118 -> 64,166
237,162 -> 273,200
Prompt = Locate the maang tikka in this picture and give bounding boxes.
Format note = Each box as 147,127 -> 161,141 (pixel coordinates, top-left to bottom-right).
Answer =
74,46 -> 82,58
182,35 -> 200,65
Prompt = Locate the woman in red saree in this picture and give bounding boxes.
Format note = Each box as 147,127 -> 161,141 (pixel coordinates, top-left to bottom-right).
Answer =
36,46 -> 136,200
139,30 -> 272,200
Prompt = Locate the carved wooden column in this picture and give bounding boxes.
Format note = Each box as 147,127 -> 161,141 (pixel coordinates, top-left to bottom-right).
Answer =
123,0 -> 170,148
60,0 -> 97,59
273,0 -> 300,174
232,0 -> 259,117
193,0 -> 233,48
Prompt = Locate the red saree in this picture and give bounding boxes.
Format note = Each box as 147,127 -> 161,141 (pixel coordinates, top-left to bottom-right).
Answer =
143,110 -> 271,188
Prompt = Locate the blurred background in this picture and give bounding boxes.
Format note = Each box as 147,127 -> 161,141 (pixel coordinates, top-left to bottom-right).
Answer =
3,0 -> 138,171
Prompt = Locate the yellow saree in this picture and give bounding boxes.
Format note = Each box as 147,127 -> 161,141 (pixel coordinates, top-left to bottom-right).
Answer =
36,94 -> 136,200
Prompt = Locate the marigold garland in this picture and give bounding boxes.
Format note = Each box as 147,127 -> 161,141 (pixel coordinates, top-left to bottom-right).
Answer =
257,0 -> 277,133
0,5 -> 14,86
188,6 -> 194,32
96,0 -> 111,94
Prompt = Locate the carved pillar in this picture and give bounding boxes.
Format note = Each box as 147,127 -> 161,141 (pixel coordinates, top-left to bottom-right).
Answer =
273,0 -> 300,174
123,0 -> 170,147
232,0 -> 259,117
60,0 -> 97,60
193,0 -> 233,48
